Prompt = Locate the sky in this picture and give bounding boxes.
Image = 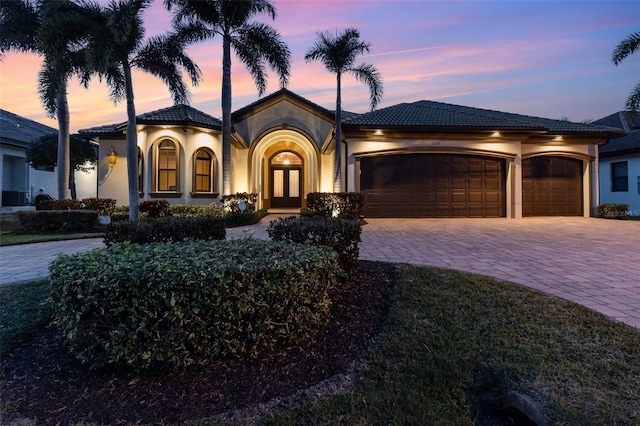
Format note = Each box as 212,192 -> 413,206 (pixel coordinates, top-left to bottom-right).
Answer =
0,0 -> 639,134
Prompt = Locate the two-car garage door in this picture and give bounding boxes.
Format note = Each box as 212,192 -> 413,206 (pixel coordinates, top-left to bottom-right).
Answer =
360,154 -> 506,217
360,153 -> 584,218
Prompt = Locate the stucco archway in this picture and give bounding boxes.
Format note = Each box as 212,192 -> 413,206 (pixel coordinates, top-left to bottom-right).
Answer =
249,128 -> 320,209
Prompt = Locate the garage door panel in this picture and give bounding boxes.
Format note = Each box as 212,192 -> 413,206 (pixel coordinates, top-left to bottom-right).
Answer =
361,154 -> 505,218
522,156 -> 583,216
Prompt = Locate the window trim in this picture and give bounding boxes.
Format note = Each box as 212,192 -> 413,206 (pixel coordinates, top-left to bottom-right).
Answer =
611,161 -> 628,192
153,138 -> 180,193
191,147 -> 216,194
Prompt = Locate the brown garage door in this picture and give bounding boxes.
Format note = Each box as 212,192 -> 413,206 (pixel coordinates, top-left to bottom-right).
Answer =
360,154 -> 505,218
522,156 -> 583,216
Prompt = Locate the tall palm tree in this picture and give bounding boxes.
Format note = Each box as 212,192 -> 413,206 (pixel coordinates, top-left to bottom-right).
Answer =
305,28 -> 383,192
85,0 -> 202,220
612,31 -> 640,111
1,0 -> 90,200
165,0 -> 291,195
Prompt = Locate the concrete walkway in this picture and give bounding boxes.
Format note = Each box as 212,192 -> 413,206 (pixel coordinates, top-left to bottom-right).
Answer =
1,216 -> 639,329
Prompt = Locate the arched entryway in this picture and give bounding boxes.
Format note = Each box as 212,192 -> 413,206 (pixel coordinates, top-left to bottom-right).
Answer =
248,128 -> 320,210
270,151 -> 303,208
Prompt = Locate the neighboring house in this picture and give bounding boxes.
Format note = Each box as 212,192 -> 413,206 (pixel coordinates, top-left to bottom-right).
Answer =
593,112 -> 640,216
80,88 -> 622,218
0,109 -> 97,208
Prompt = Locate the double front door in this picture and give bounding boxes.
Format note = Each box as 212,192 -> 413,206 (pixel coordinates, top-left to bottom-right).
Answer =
270,151 -> 303,208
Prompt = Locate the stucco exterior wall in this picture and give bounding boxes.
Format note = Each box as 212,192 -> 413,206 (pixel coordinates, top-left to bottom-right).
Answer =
599,154 -> 640,215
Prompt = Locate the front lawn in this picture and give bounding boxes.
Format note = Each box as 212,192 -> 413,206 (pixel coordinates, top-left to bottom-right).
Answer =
1,264 -> 638,424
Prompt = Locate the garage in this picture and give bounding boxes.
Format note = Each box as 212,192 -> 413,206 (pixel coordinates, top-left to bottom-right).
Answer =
522,156 -> 583,216
360,154 -> 506,218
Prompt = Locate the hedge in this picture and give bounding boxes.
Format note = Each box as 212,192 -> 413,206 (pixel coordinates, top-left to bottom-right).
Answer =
17,210 -> 98,233
50,239 -> 340,371
596,203 -> 629,219
267,216 -> 362,273
103,215 -> 226,246
305,192 -> 364,220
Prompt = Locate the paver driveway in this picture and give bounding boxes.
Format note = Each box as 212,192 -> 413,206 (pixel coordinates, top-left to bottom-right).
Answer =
356,217 -> 640,329
1,216 -> 638,328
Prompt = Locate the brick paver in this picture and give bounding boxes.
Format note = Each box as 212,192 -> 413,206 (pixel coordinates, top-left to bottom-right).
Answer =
1,216 -> 638,329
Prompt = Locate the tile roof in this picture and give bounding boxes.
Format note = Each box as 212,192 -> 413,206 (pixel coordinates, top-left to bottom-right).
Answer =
0,109 -> 57,148
593,111 -> 640,155
343,100 -> 621,134
79,104 -> 221,136
232,88 -> 335,121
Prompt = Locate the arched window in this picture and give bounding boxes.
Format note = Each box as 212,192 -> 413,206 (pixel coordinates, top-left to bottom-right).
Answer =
193,148 -> 215,193
156,139 -> 178,192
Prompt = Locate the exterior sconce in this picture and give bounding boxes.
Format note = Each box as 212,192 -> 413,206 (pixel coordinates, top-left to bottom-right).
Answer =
107,146 -> 117,165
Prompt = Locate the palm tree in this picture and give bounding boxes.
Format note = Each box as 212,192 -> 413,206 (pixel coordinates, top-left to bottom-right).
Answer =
85,0 -> 202,220
165,0 -> 291,195
1,0 -> 90,200
612,31 -> 640,111
305,28 -> 383,192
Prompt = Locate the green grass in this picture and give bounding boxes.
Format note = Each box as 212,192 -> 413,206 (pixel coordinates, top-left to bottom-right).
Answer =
0,231 -> 103,246
0,280 -> 52,354
264,266 -> 640,425
2,265 -> 639,424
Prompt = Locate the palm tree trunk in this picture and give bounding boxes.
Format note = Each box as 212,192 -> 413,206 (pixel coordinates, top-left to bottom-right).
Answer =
222,35 -> 232,196
334,72 -> 343,192
123,61 -> 139,221
56,77 -> 70,200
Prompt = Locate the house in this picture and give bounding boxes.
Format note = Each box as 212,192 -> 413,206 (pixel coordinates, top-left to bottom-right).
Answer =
79,88 -> 623,218
0,109 -> 97,208
592,112 -> 640,216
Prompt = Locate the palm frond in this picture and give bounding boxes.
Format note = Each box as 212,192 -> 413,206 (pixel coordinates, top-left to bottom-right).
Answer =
612,31 -> 640,65
236,22 -> 290,91
626,81 -> 640,111
348,63 -> 384,111
0,0 -> 40,58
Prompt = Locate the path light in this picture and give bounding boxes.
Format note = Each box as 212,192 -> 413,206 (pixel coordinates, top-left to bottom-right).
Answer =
107,146 -> 118,165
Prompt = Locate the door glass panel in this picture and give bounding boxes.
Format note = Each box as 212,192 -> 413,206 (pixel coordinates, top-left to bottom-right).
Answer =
289,169 -> 300,197
271,151 -> 302,165
273,170 -> 284,197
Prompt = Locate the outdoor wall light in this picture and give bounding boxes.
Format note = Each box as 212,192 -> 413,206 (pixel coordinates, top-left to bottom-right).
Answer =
490,131 -> 501,137
107,146 -> 118,165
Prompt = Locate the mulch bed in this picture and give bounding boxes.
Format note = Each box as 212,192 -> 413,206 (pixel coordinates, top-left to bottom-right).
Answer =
0,261 -> 396,425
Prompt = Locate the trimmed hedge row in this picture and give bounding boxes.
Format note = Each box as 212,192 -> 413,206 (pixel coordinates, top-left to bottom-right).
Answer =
50,239 -> 340,371
267,216 -> 362,273
17,210 -> 98,233
596,203 -> 629,219
103,216 -> 226,246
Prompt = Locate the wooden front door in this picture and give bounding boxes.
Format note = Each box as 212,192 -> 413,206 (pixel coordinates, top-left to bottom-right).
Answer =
270,151 -> 303,208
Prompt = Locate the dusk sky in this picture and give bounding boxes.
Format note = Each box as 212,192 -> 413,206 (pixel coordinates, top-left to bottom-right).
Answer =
1,0 -> 638,134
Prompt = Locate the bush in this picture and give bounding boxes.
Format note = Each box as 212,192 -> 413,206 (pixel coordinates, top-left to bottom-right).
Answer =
103,215 -> 226,246
111,205 -> 130,222
267,216 -> 362,273
306,192 -> 364,220
50,239 -> 340,371
596,203 -> 629,219
36,199 -> 83,211
169,203 -> 224,218
82,198 -> 116,216
139,200 -> 171,218
224,209 -> 268,228
17,210 -> 98,233
221,192 -> 258,213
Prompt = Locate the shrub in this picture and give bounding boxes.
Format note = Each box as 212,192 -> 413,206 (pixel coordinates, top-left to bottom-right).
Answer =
169,203 -> 224,218
221,192 -> 258,213
81,198 -> 116,216
306,192 -> 364,220
17,210 -> 98,233
36,199 -> 83,210
103,215 -> 226,246
596,203 -> 629,219
111,205 -> 130,222
267,216 -> 362,273
224,209 -> 268,228
139,200 -> 171,218
50,239 -> 340,371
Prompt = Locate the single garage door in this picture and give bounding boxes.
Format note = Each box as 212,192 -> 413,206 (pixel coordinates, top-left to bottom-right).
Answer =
522,156 -> 583,216
360,154 -> 505,218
